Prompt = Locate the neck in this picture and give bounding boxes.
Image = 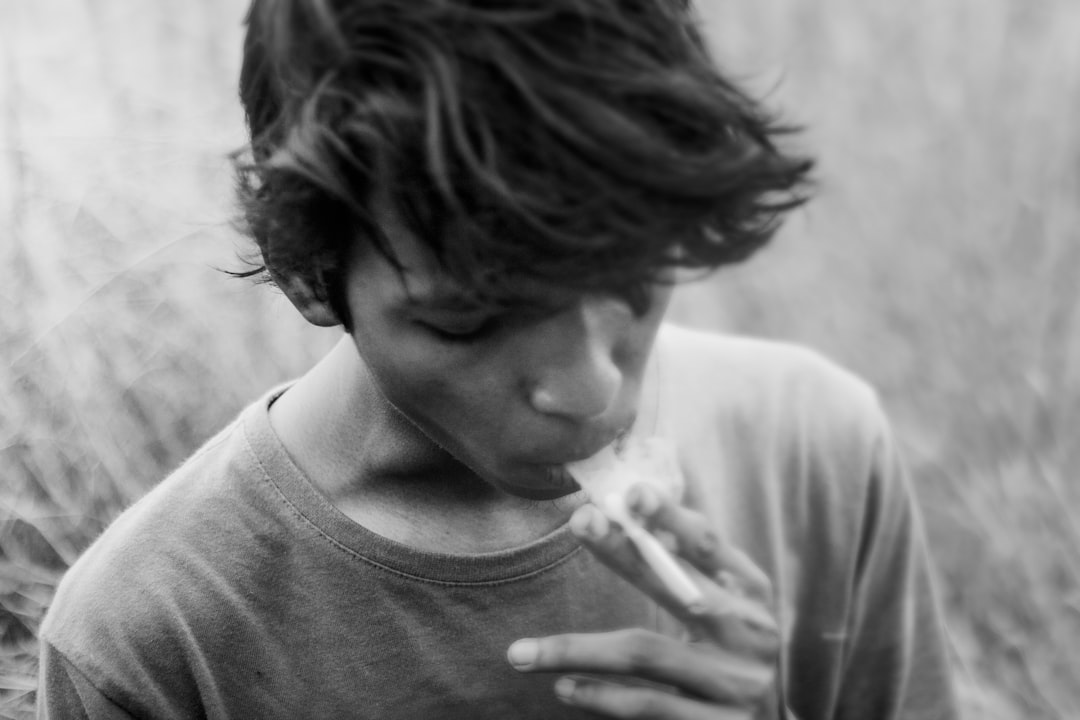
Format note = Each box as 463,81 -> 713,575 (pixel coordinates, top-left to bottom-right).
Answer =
268,337 -> 582,553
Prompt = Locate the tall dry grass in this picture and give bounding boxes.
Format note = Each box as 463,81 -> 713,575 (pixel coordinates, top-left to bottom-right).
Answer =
1,3 -> 337,715
2,1 -> 1078,718
683,3 -> 1080,717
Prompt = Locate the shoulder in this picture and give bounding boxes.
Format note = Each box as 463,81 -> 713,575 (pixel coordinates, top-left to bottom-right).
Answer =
654,324 -> 899,547
39,404 -> 274,710
656,322 -> 885,452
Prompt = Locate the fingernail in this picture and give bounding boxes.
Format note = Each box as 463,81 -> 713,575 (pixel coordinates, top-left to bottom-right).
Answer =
570,505 -> 608,540
507,639 -> 538,669
554,676 -> 576,701
628,483 -> 660,516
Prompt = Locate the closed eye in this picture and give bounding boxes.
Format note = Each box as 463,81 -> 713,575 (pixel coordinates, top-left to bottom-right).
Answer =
417,317 -> 499,344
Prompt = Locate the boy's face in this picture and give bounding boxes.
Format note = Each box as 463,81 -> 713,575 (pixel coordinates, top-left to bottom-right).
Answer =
340,205 -> 672,501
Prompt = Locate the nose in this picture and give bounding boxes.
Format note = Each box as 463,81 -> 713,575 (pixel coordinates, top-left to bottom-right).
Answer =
526,298 -> 624,421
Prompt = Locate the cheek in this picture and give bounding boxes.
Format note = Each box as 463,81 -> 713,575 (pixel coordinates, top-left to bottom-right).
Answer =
354,328 -> 519,441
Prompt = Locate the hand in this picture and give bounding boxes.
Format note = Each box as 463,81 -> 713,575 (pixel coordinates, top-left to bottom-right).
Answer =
507,483 -> 780,719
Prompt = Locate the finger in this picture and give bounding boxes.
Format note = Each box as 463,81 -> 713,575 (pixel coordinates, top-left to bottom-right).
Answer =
572,501 -> 779,656
684,588 -> 780,659
626,483 -> 773,604
570,504 -> 778,656
569,503 -> 692,608
554,674 -> 754,720
508,629 -> 775,704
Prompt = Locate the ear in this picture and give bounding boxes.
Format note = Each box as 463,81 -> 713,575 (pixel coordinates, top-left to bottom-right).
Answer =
273,271 -> 342,328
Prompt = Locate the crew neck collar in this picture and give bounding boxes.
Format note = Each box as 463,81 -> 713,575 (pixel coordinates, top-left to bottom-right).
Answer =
242,387 -> 583,585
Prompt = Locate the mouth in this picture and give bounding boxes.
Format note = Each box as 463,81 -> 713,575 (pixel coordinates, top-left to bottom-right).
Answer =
507,441 -> 618,500
481,423 -> 637,501
494,466 -> 581,501
478,459 -> 584,501
542,465 -> 581,493
544,426 -> 633,468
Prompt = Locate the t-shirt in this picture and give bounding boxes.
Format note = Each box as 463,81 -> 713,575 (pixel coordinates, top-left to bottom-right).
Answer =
37,325 -> 959,719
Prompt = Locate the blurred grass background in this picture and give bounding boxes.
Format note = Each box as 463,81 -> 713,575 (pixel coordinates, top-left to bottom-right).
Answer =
1,1 -> 1077,718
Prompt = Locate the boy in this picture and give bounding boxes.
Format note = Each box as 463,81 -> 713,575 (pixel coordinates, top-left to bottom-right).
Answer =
38,1 -> 958,718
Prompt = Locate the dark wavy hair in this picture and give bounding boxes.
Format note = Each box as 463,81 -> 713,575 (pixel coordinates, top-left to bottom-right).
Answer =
233,0 -> 813,323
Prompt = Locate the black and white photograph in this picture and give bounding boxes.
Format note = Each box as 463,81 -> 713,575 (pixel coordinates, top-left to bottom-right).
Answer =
2,1 -> 1077,718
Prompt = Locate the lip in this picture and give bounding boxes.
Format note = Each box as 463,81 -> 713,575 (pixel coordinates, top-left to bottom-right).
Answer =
558,447 -> 611,466
491,465 -> 581,501
487,424 -> 634,500
541,465 -> 582,495
529,431 -> 627,469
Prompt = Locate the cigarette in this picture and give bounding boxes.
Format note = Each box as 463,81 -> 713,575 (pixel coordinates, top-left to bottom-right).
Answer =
601,493 -> 705,609
568,437 -> 704,610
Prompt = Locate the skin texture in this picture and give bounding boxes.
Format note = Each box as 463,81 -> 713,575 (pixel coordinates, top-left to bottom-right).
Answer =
270,202 -> 780,715
268,200 -> 670,549
341,212 -> 668,502
510,484 -> 781,719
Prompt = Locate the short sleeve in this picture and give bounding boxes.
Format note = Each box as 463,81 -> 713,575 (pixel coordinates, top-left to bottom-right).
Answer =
36,641 -> 137,720
834,411 -> 959,720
